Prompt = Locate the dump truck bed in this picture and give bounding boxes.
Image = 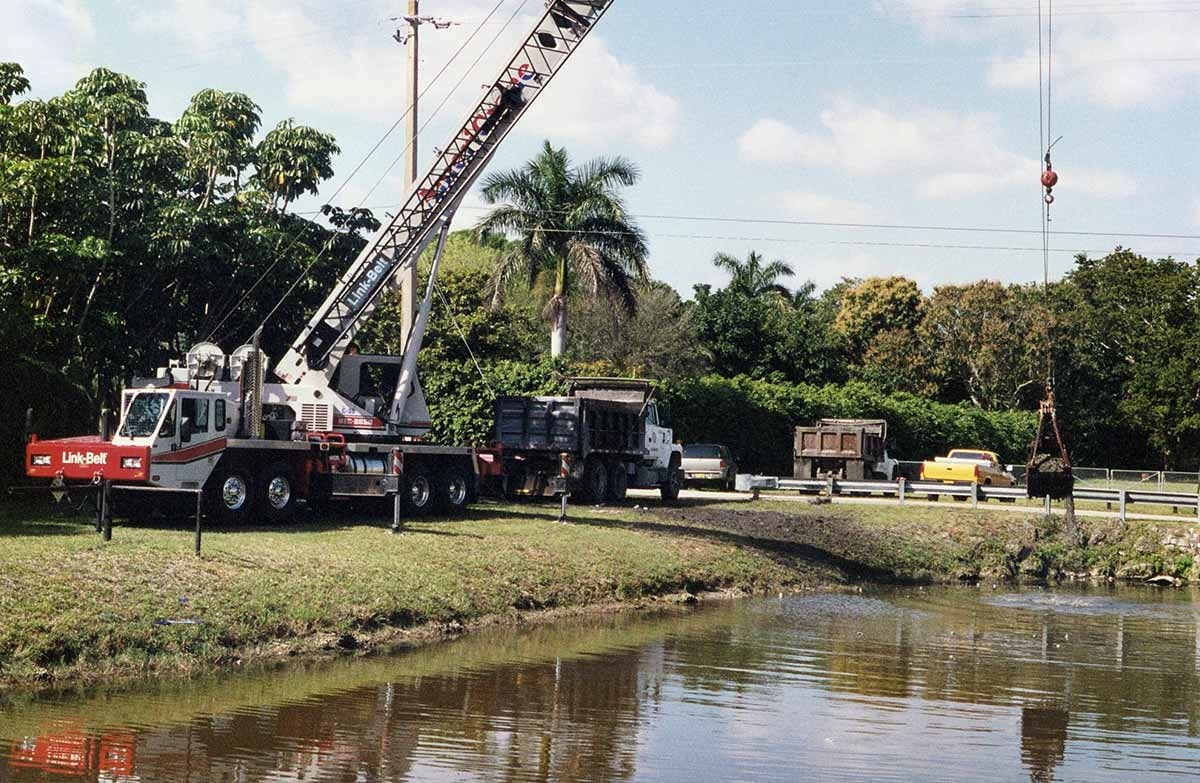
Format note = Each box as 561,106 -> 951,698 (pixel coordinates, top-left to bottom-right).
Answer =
494,395 -> 645,458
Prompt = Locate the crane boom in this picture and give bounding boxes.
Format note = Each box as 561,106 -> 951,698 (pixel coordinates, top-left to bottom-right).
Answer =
276,0 -> 616,386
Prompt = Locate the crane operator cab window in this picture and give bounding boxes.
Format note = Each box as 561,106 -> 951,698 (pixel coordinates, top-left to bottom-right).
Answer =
357,362 -> 402,416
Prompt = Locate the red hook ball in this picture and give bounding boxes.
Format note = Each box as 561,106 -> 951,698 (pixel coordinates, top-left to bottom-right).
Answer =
1041,169 -> 1059,189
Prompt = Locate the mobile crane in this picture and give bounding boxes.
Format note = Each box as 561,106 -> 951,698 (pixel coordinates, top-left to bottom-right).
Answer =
26,0 -> 617,524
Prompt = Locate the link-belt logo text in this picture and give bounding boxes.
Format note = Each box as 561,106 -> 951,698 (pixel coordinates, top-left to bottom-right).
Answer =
62,451 -> 108,466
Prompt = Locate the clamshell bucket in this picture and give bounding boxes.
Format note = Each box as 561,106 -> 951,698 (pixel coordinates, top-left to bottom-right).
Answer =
1026,393 -> 1073,499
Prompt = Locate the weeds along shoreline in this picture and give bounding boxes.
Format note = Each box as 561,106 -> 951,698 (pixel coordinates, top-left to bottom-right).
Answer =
1,497 -> 1196,691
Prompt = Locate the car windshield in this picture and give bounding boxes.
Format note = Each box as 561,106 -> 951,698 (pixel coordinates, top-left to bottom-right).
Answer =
684,444 -> 722,459
118,392 -> 170,438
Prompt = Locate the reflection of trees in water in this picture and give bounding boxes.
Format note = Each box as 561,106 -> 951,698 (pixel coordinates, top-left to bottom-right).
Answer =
75,643 -> 659,783
1021,706 -> 1069,783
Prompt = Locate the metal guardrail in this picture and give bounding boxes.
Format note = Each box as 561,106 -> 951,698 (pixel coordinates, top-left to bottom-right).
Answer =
735,474 -> 1200,522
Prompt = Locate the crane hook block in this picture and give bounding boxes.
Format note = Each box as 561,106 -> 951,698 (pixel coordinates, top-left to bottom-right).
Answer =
1041,169 -> 1058,189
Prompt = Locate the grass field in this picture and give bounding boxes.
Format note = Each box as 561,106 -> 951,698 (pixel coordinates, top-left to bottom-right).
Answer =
0,497 -> 835,687
0,495 -> 1193,689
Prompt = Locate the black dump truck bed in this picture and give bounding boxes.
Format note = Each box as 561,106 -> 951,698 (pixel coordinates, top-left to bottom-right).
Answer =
495,395 -> 645,458
494,379 -> 652,458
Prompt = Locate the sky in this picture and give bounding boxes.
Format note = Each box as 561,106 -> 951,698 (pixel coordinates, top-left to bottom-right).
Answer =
9,0 -> 1200,296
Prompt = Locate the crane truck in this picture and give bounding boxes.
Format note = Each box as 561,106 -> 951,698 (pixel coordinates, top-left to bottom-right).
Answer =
25,0 -> 617,524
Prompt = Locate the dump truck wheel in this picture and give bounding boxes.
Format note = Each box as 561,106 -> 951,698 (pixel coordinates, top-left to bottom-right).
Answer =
607,462 -> 628,503
660,455 -> 682,503
581,458 -> 608,504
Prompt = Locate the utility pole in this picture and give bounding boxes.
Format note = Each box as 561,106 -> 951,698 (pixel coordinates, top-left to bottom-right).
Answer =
393,3 -> 459,349
400,0 -> 420,349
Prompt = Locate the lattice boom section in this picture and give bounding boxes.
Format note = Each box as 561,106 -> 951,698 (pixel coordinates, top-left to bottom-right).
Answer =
277,0 -> 616,383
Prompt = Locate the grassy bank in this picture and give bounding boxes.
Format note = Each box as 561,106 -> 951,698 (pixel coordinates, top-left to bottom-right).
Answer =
1,496 -> 1196,689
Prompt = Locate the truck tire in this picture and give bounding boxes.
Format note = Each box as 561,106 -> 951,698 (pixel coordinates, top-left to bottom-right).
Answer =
437,464 -> 472,514
404,465 -> 436,516
607,462 -> 628,503
660,454 -> 682,503
581,458 -> 608,504
206,466 -> 255,526
257,462 -> 298,524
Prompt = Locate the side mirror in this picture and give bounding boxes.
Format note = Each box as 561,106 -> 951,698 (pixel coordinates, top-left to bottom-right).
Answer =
180,417 -> 194,443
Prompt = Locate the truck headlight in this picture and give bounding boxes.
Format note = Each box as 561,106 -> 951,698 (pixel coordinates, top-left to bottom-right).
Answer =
121,456 -> 143,470
31,454 -> 51,466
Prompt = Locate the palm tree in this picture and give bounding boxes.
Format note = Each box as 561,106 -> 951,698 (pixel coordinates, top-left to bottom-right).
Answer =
712,250 -> 795,300
476,140 -> 648,357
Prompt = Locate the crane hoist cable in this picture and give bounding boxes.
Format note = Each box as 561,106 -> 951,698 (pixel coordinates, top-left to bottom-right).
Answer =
1027,0 -> 1074,500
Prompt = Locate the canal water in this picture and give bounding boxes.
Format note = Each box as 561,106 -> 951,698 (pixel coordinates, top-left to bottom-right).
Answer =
3,585 -> 1200,782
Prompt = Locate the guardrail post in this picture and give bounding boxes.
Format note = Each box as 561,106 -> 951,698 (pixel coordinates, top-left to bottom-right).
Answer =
971,482 -> 978,509
1043,495 -> 1051,516
1119,489 -> 1127,522
826,475 -> 835,497
898,477 -> 906,506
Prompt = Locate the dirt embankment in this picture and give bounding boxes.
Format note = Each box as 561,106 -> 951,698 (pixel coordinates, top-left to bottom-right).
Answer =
653,501 -> 1198,585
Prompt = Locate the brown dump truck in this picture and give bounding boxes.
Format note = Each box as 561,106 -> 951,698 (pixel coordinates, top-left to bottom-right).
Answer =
794,419 -> 895,480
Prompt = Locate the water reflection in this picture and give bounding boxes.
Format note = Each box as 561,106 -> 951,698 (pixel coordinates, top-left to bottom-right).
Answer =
5,586 -> 1200,782
1022,706 -> 1069,783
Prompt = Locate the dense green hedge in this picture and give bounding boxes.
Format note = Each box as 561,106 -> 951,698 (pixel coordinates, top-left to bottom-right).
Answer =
662,375 -> 1036,476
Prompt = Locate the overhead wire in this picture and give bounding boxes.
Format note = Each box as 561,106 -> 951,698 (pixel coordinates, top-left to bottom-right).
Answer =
207,0 -> 514,345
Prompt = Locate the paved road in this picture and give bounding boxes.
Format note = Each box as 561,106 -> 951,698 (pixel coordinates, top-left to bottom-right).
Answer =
626,488 -> 1192,524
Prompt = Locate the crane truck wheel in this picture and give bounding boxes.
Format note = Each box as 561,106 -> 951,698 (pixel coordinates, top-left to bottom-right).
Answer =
206,466 -> 255,526
404,465 -> 436,516
437,465 -> 472,514
581,458 -> 608,505
257,462 -> 298,524
660,454 -> 682,503
607,462 -> 628,503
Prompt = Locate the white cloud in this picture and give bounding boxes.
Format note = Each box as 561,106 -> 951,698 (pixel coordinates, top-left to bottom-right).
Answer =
3,0 -> 94,93
781,192 -> 875,223
148,0 -> 679,148
738,98 -> 1133,201
521,36 -> 679,148
900,0 -> 1200,107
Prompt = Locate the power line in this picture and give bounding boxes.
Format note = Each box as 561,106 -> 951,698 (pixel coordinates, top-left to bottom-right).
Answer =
302,203 -> 1200,243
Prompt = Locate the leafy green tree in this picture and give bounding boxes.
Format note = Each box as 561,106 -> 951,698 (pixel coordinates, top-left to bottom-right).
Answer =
1056,249 -> 1200,468
834,276 -> 924,359
476,140 -> 648,357
176,89 -> 261,208
568,280 -> 709,378
692,280 -> 843,385
253,118 -> 339,211
0,62 -> 30,105
711,250 -> 794,301
919,280 -> 1049,411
